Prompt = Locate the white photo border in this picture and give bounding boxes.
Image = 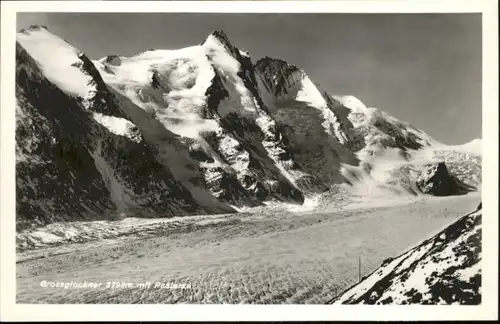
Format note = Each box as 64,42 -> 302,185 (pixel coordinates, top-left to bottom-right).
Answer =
1,1 -> 498,321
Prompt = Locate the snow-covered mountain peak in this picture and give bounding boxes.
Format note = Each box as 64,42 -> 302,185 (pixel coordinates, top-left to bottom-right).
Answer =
15,26 -> 482,230
330,93 -> 443,155
334,94 -> 369,114
466,138 -> 482,146
17,27 -> 93,98
204,30 -> 232,47
459,138 -> 482,155
18,24 -> 49,34
201,30 -> 245,60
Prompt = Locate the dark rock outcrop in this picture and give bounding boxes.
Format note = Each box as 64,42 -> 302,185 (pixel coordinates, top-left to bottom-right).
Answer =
104,55 -> 122,66
203,76 -> 305,204
255,57 -> 301,98
254,56 -> 364,191
416,162 -> 475,196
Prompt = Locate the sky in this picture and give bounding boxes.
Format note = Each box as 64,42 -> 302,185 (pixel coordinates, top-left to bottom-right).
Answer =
17,13 -> 482,145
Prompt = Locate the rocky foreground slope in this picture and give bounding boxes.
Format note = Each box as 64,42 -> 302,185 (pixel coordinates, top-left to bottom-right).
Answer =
333,203 -> 482,305
16,26 -> 481,230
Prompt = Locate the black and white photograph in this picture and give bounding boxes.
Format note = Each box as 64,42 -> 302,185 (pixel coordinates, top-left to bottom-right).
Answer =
1,0 -> 498,321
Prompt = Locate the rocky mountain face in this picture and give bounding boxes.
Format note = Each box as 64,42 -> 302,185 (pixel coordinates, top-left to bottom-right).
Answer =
334,203 -> 482,305
255,57 -> 365,192
15,26 -> 482,231
15,26 -> 234,231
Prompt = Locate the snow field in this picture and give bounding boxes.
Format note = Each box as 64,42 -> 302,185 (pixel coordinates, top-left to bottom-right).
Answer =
17,27 -> 94,98
17,192 -> 480,304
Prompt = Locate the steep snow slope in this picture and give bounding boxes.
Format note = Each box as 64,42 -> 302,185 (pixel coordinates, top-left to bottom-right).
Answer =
17,26 -> 93,98
16,26 -> 482,230
255,57 -> 480,198
16,26 -> 234,231
91,29 -> 480,202
449,138 -> 482,156
334,203 -> 482,305
335,94 -> 440,153
329,94 -> 481,196
254,57 -> 364,192
93,30 -> 304,206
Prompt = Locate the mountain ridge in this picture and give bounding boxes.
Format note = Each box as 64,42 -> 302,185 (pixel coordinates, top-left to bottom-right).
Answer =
15,27 -> 482,231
